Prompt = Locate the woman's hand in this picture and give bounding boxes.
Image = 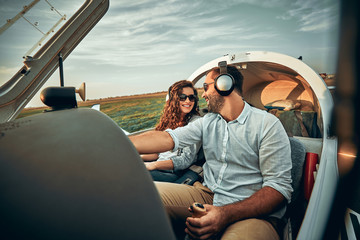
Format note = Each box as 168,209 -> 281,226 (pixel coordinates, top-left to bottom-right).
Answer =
144,161 -> 157,171
144,159 -> 174,171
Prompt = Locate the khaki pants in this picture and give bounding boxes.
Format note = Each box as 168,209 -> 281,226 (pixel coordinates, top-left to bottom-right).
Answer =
155,181 -> 280,240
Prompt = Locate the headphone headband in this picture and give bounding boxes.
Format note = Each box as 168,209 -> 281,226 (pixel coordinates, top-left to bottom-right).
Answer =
218,61 -> 227,75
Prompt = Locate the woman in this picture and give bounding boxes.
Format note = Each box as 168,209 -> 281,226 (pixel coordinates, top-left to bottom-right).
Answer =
141,80 -> 201,182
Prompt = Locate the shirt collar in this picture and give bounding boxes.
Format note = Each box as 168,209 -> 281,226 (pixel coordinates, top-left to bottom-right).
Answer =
215,101 -> 250,124
234,101 -> 250,125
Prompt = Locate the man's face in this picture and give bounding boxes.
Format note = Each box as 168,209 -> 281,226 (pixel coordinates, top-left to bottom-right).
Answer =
202,70 -> 224,113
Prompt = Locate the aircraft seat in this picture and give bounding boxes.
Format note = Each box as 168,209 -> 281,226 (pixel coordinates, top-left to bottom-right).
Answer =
0,108 -> 175,240
284,137 -> 307,240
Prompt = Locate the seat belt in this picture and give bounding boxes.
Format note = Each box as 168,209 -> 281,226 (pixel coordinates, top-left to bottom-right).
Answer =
294,111 -> 309,137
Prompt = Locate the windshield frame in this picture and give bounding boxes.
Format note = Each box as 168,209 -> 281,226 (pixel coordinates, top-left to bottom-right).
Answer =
0,0 -> 109,123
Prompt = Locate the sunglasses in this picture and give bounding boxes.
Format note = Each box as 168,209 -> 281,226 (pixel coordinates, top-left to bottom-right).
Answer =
203,82 -> 215,92
179,94 -> 197,102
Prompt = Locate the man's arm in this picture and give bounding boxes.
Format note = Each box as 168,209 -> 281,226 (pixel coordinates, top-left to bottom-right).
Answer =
185,186 -> 285,239
221,186 -> 285,221
129,130 -> 174,154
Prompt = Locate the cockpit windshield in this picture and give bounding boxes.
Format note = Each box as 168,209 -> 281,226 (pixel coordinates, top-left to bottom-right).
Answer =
0,0 -> 83,86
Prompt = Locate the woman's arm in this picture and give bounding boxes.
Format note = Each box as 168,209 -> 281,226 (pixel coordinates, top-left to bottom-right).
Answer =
141,153 -> 159,161
144,159 -> 174,171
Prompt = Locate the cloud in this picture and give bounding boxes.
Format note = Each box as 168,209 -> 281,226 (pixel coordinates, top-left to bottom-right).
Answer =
71,1 -> 241,67
0,0 -> 340,108
0,66 -> 19,75
69,0 -> 338,78
278,0 -> 339,32
72,0 -> 288,68
0,66 -> 21,84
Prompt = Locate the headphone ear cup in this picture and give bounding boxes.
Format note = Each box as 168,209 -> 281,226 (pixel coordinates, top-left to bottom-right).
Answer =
215,74 -> 235,96
167,86 -> 173,101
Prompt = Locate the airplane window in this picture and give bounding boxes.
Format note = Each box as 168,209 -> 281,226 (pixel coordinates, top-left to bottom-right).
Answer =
0,0 -> 84,86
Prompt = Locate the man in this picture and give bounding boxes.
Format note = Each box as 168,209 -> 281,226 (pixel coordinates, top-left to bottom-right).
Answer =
130,63 -> 292,240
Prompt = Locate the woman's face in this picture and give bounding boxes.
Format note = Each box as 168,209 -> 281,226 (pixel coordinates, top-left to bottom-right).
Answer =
179,87 -> 195,116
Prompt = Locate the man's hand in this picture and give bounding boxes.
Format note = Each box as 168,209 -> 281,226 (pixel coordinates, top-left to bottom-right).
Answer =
185,187 -> 286,239
185,204 -> 228,239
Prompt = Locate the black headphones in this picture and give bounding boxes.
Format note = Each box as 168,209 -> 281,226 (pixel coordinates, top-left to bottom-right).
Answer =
214,61 -> 235,96
166,85 -> 173,101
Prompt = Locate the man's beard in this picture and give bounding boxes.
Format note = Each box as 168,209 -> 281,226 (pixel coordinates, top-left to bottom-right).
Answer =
207,94 -> 224,113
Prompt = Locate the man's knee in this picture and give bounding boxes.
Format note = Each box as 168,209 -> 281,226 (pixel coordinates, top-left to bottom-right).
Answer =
154,182 -> 213,221
221,218 -> 279,240
155,181 -> 193,206
155,181 -> 212,206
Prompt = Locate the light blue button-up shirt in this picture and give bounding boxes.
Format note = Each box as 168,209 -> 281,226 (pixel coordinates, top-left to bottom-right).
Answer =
166,102 -> 292,219
158,115 -> 202,171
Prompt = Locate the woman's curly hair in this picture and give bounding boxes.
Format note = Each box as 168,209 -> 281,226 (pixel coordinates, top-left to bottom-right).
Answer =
155,80 -> 199,131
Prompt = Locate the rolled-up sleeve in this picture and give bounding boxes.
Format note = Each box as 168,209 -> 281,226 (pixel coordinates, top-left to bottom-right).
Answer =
259,116 -> 293,203
165,129 -> 180,151
165,118 -> 203,151
171,141 -> 201,171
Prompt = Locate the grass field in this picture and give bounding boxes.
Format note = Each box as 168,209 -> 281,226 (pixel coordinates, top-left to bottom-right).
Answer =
17,90 -> 207,133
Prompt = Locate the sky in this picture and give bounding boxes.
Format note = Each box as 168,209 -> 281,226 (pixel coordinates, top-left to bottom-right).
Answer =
0,0 -> 340,107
